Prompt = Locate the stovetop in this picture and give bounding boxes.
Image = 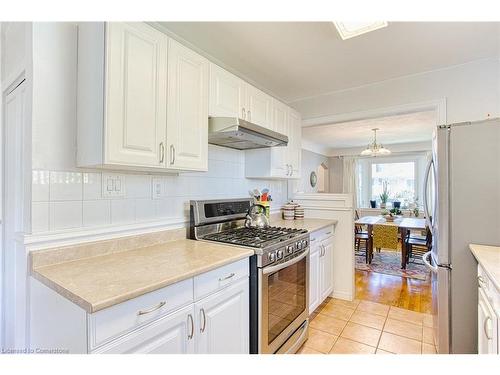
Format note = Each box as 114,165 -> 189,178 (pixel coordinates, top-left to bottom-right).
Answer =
202,226 -> 307,248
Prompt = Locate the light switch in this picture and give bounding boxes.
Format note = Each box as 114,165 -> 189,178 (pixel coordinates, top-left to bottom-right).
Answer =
102,173 -> 126,198
107,178 -> 114,192
152,177 -> 166,199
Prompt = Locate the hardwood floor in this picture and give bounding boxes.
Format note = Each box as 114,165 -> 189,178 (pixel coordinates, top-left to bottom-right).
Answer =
355,269 -> 432,314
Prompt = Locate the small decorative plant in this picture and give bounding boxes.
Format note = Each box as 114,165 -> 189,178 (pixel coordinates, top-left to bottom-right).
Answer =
390,208 -> 402,216
379,181 -> 389,209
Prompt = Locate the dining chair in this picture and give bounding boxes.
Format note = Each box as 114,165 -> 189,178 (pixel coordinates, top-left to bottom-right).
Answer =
355,225 -> 369,260
371,224 -> 399,264
404,226 -> 432,264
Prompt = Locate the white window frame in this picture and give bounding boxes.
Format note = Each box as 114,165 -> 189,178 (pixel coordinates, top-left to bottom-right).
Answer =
357,153 -> 427,209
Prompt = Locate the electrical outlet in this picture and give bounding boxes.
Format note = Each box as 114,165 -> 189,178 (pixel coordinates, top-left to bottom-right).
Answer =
102,173 -> 126,198
152,177 -> 166,199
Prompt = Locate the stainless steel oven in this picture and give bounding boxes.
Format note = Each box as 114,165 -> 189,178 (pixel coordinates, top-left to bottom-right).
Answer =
258,248 -> 309,354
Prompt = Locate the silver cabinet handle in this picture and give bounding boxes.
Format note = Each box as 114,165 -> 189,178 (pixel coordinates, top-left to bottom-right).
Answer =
242,107 -> 246,119
290,166 -> 293,176
322,245 -> 326,257
200,308 -> 206,333
218,272 -> 235,281
159,142 -> 165,164
137,301 -> 166,316
170,144 -> 175,165
187,313 -> 194,340
247,110 -> 251,122
484,316 -> 493,340
326,231 -> 332,235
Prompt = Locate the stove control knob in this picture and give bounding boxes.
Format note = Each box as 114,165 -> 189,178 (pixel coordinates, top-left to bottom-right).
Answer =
296,241 -> 302,250
268,252 -> 276,263
276,250 -> 284,259
301,239 -> 308,248
286,245 -> 294,254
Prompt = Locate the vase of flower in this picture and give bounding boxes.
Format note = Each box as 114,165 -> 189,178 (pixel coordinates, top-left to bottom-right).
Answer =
379,181 -> 389,209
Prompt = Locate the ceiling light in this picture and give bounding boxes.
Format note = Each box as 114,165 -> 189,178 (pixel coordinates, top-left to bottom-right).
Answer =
334,21 -> 388,40
360,128 -> 391,157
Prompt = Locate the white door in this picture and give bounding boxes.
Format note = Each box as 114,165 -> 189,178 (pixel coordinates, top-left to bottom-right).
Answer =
195,278 -> 249,354
167,39 -> 209,171
96,305 -> 196,354
288,109 -> 302,177
246,85 -> 272,129
209,64 -> 246,118
478,288 -> 498,354
320,238 -> 334,300
105,22 -> 168,167
308,243 -> 321,313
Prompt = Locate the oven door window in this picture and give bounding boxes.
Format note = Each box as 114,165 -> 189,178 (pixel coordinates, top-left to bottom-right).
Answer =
267,258 -> 306,344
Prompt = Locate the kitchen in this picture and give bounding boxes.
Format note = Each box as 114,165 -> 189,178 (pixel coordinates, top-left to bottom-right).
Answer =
1,4 -> 500,370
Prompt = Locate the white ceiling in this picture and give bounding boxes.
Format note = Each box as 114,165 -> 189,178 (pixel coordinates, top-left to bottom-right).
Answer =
159,22 -> 500,103
302,111 -> 437,150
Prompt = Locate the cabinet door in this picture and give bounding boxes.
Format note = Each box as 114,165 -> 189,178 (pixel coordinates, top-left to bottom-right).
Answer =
167,39 -> 209,171
246,85 -> 273,129
309,244 -> 321,314
288,109 -> 302,177
320,237 -> 334,301
95,305 -> 195,354
195,278 -> 249,354
105,22 -> 168,167
209,64 -> 246,118
478,288 -> 498,354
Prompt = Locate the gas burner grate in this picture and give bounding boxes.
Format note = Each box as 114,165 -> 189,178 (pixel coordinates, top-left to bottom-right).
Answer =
202,226 -> 307,248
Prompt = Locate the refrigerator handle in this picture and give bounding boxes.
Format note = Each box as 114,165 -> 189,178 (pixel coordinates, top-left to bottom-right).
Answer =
422,251 -> 438,273
423,158 -> 433,229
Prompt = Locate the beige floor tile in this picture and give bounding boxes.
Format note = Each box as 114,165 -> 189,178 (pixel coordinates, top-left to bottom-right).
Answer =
340,321 -> 382,347
378,332 -> 422,354
422,343 -> 437,354
330,298 -> 360,310
423,314 -> 433,328
321,303 -> 355,321
310,313 -> 348,336
349,310 -> 387,330
388,306 -> 424,325
329,337 -> 376,354
356,300 -> 390,317
304,328 -> 338,353
423,326 -> 434,344
383,318 -> 423,341
297,345 -> 323,354
376,349 -> 395,354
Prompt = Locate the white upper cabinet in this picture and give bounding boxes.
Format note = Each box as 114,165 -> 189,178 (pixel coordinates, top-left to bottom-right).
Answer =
76,22 -> 208,172
209,64 -> 246,119
167,39 -> 209,171
288,108 -> 302,177
246,85 -> 273,129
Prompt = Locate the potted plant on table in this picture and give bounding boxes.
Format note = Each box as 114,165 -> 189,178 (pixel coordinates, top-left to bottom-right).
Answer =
379,181 -> 389,209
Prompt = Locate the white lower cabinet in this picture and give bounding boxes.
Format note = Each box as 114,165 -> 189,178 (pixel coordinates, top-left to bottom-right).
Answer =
95,305 -> 195,354
477,265 -> 499,354
195,278 -> 249,354
308,226 -> 334,313
30,258 -> 249,354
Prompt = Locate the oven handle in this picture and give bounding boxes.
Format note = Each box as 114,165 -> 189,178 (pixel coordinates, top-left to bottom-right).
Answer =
263,248 -> 309,275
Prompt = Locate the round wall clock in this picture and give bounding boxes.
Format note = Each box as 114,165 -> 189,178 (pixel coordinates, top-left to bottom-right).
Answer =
310,171 -> 318,187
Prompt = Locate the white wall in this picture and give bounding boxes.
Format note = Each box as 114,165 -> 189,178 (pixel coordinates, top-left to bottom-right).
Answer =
294,149 -> 329,194
328,157 -> 343,194
293,58 -> 500,125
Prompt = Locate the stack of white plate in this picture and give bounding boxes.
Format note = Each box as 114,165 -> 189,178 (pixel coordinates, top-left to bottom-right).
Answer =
294,205 -> 304,219
282,203 -> 296,220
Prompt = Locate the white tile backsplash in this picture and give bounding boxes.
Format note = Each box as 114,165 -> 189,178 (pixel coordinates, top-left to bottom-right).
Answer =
83,172 -> 102,200
83,200 -> 111,227
50,201 -> 83,230
31,145 -> 288,233
49,171 -> 83,201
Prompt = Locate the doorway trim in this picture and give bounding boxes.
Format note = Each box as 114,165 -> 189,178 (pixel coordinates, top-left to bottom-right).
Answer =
302,98 -> 447,128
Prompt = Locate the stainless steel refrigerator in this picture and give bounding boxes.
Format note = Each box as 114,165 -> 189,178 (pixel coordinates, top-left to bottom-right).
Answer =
422,118 -> 500,354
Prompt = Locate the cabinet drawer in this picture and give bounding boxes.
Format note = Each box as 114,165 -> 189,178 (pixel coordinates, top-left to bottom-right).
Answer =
89,278 -> 193,349
478,264 -> 500,314
310,225 -> 334,243
194,258 -> 249,300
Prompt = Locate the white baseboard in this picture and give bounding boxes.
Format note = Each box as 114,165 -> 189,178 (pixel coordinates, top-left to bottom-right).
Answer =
331,290 -> 354,302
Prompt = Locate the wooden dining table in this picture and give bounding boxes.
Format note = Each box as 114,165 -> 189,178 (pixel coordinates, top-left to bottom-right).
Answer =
354,216 -> 427,269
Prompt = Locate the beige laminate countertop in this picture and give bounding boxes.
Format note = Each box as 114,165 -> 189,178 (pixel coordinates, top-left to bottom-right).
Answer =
469,244 -> 500,291
32,239 -> 254,313
269,217 -> 337,232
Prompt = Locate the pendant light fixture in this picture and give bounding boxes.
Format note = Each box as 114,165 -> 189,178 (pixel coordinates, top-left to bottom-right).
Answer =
360,128 -> 391,157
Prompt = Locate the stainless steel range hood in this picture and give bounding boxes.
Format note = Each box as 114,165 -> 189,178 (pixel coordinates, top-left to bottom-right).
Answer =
208,117 -> 288,150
